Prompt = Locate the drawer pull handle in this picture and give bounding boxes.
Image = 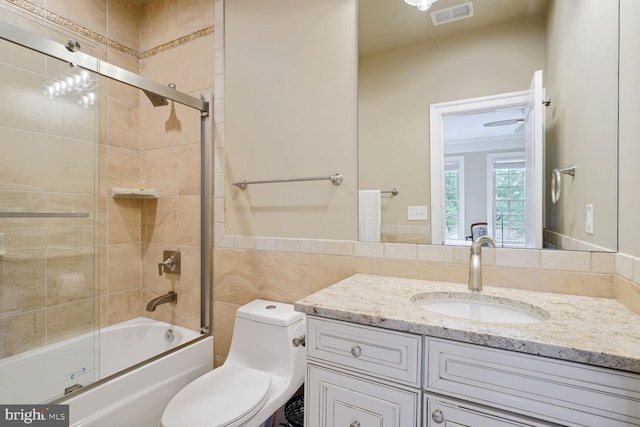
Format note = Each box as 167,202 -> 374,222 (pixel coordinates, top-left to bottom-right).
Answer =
350,421 -> 360,427
350,346 -> 362,357
431,409 -> 444,424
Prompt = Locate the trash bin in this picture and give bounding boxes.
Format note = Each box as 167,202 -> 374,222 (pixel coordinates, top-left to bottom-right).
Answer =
281,394 -> 304,427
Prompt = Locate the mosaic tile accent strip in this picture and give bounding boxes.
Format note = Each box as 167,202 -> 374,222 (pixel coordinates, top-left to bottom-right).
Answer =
4,0 -> 213,59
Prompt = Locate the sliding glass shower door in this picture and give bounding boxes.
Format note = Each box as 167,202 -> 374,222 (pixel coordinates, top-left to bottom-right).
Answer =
0,29 -> 99,403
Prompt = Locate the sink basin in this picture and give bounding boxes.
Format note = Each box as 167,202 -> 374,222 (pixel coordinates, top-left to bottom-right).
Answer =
413,292 -> 549,324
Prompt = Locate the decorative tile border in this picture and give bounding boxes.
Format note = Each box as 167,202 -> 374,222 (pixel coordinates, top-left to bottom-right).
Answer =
4,0 -> 213,59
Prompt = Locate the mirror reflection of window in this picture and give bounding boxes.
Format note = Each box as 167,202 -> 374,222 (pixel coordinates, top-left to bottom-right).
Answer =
489,155 -> 526,248
444,157 -> 465,242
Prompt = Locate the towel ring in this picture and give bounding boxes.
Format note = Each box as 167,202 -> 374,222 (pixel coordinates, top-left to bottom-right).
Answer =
551,165 -> 576,204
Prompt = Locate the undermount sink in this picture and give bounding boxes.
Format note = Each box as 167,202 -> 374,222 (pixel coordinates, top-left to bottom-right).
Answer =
412,292 -> 549,324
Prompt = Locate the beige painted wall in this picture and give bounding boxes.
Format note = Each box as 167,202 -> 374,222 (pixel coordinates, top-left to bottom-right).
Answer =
359,14 -> 546,235
224,0 -> 358,240
545,0 -> 618,251
619,0 -> 640,258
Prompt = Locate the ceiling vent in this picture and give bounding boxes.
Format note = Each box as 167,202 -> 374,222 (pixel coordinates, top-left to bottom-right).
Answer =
431,2 -> 474,26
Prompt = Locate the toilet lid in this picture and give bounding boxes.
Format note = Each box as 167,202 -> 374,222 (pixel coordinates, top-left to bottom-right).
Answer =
161,364 -> 272,427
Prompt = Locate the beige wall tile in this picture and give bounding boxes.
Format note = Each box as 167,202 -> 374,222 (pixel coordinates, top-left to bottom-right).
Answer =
213,248 -> 258,305
0,63 -> 47,133
0,251 -> 46,315
369,258 -> 443,282
46,0 -> 107,35
176,294 -> 200,331
179,195 -> 201,246
175,245 -> 201,299
418,244 -> 454,263
140,101 -> 201,150
108,289 -> 141,325
308,255 -> 369,294
384,243 -> 417,260
107,243 -> 141,293
180,143 -> 201,195
107,0 -> 141,50
614,276 -> 640,315
46,298 -> 95,344
142,147 -> 181,196
540,250 -> 591,272
325,240 -> 354,256
178,0 -> 214,35
108,146 -> 140,191
258,251 -> 309,304
0,126 -> 46,191
535,270 -> 613,298
145,197 -> 179,244
107,96 -> 140,150
47,248 -> 95,305
0,310 -> 45,358
108,197 -> 142,243
495,248 -> 540,269
212,301 -> 238,360
140,0 -> 179,50
482,266 -> 537,290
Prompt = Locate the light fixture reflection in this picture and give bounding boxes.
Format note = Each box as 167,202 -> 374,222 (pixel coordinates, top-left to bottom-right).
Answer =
404,0 -> 438,12
43,68 -> 98,108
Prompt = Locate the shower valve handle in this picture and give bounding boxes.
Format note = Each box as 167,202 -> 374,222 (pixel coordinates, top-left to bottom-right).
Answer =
157,251 -> 180,276
158,257 -> 174,275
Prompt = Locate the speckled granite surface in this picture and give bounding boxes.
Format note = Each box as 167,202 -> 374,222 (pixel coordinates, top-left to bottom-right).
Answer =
294,274 -> 640,374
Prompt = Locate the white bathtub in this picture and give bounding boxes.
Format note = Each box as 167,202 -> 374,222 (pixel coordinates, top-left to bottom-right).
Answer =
0,317 -> 213,426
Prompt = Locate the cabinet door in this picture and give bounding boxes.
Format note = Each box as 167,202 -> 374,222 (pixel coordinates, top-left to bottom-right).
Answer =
306,364 -> 419,427
426,395 -> 557,427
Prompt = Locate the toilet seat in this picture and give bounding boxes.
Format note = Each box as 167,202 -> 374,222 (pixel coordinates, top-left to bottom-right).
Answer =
161,364 -> 272,427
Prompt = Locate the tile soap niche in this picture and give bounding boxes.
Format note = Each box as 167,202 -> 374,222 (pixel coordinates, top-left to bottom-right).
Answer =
112,187 -> 159,199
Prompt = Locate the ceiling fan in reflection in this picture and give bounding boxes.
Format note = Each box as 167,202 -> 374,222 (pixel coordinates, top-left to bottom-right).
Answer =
483,118 -> 525,133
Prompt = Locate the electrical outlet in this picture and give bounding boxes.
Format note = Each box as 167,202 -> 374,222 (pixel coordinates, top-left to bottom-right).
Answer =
585,204 -> 594,234
408,206 -> 428,221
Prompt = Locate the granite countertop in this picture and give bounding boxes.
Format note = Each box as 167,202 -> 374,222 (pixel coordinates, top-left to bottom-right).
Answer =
294,274 -> 640,374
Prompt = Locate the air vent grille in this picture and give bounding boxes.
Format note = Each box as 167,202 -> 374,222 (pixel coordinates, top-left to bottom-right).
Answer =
431,2 -> 474,26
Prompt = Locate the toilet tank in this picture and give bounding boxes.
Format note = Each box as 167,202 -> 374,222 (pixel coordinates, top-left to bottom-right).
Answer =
226,300 -> 306,376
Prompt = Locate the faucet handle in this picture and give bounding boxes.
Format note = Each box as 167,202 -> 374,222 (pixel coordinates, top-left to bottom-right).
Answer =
158,257 -> 174,275
158,251 -> 180,276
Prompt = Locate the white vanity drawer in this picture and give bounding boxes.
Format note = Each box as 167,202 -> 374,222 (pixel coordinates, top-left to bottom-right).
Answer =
307,316 -> 421,387
306,364 -> 419,427
426,338 -> 640,426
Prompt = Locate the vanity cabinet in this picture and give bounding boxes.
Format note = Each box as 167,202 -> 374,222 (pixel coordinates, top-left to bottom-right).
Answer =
303,316 -> 640,427
425,338 -> 640,426
305,316 -> 421,427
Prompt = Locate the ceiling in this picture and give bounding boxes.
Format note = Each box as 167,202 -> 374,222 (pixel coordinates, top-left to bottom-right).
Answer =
358,0 -> 550,56
358,0 -> 549,144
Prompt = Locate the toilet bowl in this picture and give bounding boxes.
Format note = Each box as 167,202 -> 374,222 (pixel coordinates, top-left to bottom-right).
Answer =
160,299 -> 306,427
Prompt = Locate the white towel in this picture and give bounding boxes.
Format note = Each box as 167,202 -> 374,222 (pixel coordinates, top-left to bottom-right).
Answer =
358,190 -> 381,242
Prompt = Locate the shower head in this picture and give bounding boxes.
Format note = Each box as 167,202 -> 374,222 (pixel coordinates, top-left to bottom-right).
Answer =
143,89 -> 168,107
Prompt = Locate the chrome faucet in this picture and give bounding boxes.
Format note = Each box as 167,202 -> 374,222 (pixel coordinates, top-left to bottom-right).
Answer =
468,236 -> 495,292
146,291 -> 177,312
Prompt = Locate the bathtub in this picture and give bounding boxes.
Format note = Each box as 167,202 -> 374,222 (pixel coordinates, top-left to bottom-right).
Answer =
0,317 -> 213,426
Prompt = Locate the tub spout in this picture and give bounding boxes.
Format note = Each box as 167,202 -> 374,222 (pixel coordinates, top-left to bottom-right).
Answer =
146,291 -> 177,312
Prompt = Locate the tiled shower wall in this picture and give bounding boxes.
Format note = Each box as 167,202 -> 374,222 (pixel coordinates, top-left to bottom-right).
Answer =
0,0 -> 214,358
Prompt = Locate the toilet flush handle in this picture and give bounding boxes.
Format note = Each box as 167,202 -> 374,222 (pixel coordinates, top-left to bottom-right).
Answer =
292,335 -> 305,347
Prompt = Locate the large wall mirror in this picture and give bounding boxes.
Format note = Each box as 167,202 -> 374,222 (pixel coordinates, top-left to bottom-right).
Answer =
358,0 -> 618,252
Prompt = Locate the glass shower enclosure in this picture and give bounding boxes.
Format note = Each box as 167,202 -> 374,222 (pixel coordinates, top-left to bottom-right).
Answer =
0,10 -> 212,404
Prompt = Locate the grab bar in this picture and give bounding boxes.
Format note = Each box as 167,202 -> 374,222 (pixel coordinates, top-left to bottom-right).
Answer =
551,165 -> 576,204
232,173 -> 343,191
381,188 -> 399,196
0,211 -> 90,218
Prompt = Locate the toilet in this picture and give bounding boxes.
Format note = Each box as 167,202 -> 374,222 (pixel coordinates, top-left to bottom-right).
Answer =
160,299 -> 306,427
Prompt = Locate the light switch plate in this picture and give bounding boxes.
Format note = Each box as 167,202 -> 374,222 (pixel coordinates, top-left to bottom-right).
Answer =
408,206 -> 428,221
585,204 -> 594,234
